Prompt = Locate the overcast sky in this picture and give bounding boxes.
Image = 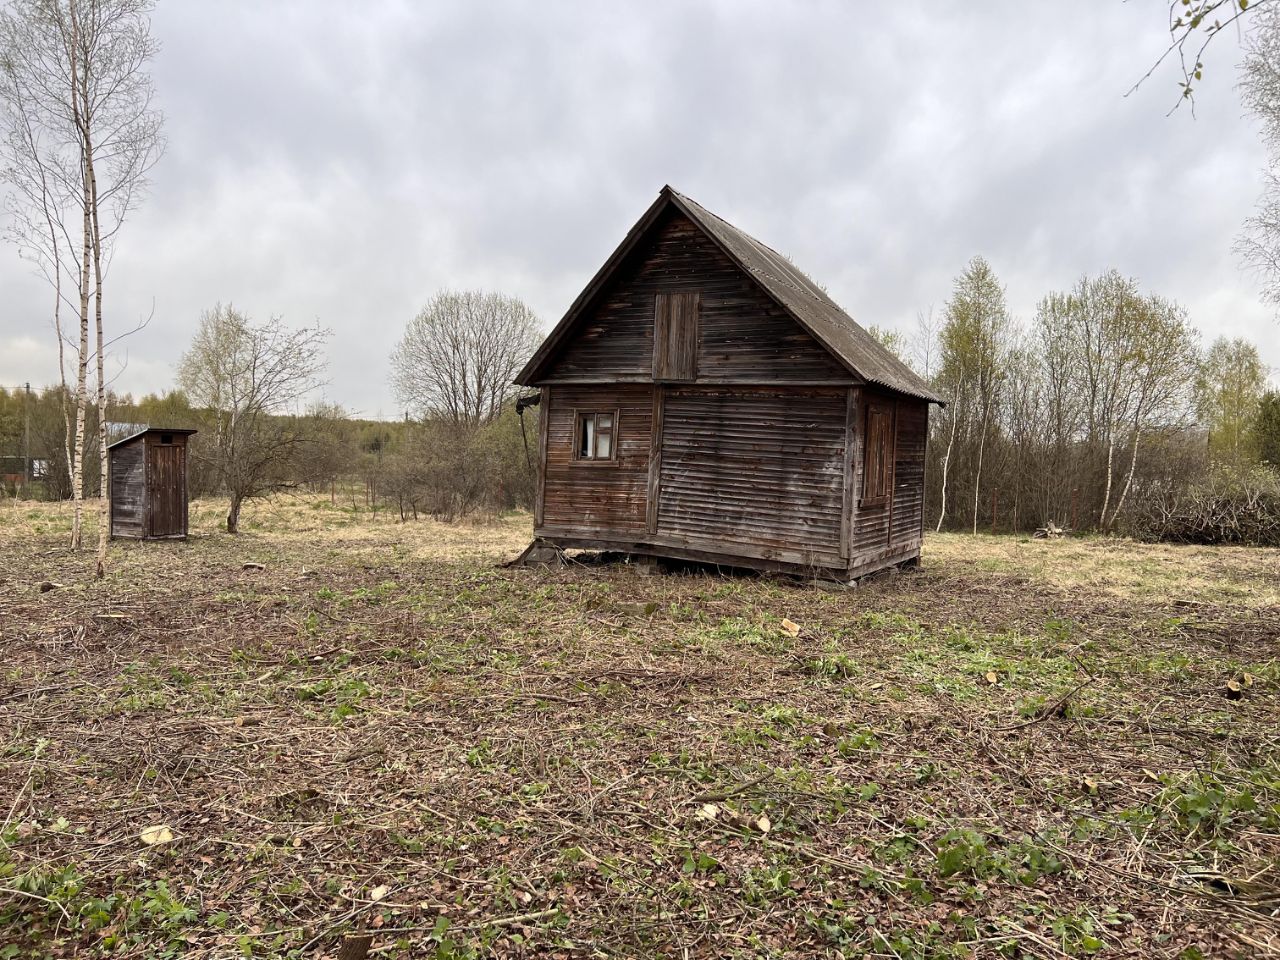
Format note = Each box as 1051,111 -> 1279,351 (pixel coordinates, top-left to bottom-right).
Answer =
2,0 -> 1277,417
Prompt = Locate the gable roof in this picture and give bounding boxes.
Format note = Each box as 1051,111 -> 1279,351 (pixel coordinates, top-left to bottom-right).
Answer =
107,427 -> 198,451
516,185 -> 943,404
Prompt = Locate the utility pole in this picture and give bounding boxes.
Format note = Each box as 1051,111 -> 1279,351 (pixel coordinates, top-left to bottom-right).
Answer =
23,382 -> 31,490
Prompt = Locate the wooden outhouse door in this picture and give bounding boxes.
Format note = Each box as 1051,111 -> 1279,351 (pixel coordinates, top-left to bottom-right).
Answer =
147,441 -> 185,538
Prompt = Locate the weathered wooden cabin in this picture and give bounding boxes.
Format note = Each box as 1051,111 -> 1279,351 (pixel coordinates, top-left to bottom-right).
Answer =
107,428 -> 197,540
515,186 -> 944,580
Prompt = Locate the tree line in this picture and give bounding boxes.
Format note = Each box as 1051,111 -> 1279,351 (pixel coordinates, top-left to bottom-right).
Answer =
0,295 -> 544,535
876,258 -> 1280,543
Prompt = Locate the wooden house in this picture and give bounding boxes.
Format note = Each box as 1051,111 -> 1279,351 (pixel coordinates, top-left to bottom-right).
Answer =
515,186 -> 944,580
107,428 -> 197,540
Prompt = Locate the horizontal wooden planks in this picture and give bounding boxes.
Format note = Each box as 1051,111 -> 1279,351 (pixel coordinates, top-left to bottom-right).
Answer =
890,399 -> 928,548
109,440 -> 146,538
540,384 -> 653,534
545,209 -> 850,384
657,386 -> 846,564
850,392 -> 928,563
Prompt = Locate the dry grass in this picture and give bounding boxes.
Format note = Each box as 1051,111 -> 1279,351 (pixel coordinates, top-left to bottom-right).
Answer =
1,494 -> 1278,959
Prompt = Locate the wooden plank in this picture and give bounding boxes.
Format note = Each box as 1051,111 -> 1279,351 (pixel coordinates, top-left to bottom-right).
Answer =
543,211 -> 849,384
540,377 -> 858,386
886,398 -> 898,548
541,384 -> 653,534
647,385 -> 665,534
108,438 -> 146,539
655,385 -> 845,558
534,386 -> 550,529
840,387 -> 855,561
845,541 -> 922,580
538,528 -> 843,570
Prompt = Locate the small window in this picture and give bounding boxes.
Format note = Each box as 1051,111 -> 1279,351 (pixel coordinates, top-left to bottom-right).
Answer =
575,411 -> 618,461
160,433 -> 173,445
653,292 -> 700,381
861,401 -> 895,507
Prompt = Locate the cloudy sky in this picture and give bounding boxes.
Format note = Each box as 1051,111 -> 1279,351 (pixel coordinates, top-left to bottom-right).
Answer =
1,0 -> 1277,417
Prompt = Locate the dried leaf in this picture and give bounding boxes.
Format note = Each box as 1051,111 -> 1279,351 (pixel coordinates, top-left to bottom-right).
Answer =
140,824 -> 174,846
780,618 -> 801,638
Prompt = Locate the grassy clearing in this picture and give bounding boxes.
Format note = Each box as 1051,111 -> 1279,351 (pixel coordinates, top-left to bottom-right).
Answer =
1,494 -> 1277,958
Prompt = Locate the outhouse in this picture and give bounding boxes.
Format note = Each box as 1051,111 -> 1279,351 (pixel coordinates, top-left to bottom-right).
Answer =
107,428 -> 197,540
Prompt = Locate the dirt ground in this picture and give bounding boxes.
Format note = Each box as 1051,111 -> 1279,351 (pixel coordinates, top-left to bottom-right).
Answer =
1,494 -> 1278,959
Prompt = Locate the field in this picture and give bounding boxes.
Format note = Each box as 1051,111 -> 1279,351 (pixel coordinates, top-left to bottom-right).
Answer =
1,495 -> 1278,959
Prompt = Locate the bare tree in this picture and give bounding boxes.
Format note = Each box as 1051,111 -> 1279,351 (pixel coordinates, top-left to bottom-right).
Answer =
177,304 -> 330,533
0,0 -> 163,574
391,290 -> 541,428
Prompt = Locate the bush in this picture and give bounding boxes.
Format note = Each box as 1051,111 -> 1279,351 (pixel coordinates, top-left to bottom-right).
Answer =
1123,467 -> 1280,546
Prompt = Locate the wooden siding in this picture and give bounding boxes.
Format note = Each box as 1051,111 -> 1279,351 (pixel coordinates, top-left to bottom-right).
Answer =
890,399 -> 928,548
109,430 -> 192,540
653,292 -> 699,381
849,391 -> 927,564
539,384 -> 653,536
543,209 -> 851,384
109,440 -> 146,538
656,386 -> 846,566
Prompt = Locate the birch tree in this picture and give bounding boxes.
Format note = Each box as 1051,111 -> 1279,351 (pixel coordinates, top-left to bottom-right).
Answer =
0,0 -> 163,574
936,257 -> 1010,534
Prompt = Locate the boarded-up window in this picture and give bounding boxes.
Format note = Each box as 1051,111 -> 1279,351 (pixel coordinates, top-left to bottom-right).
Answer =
575,410 -> 618,461
861,401 -> 895,507
653,292 -> 699,381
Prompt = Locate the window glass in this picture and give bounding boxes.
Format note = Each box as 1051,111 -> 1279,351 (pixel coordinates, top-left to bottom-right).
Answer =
575,411 -> 618,461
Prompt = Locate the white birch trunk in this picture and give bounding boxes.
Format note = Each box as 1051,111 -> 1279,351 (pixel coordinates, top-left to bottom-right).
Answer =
935,383 -> 961,532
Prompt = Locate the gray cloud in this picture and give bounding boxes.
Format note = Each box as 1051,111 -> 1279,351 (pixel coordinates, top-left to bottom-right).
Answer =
2,0 -> 1276,416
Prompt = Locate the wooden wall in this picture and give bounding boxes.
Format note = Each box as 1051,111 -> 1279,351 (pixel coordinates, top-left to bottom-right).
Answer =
109,440 -> 146,538
847,388 -> 929,573
146,438 -> 188,538
655,386 -> 846,567
544,208 -> 850,384
890,399 -> 929,547
535,382 -> 929,577
539,384 -> 653,536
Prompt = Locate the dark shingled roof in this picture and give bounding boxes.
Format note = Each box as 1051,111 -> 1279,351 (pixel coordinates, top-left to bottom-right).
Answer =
517,186 -> 944,404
